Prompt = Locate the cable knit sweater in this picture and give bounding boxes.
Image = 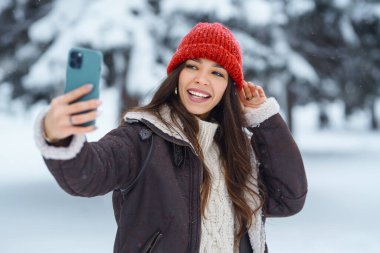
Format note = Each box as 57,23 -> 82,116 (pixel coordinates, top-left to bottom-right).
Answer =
197,120 -> 236,252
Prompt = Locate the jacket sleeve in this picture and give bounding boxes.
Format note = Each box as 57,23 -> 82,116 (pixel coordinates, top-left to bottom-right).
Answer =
34,109 -> 145,197
245,98 -> 308,217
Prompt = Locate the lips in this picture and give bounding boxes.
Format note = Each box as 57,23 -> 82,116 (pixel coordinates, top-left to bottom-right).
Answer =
187,88 -> 211,103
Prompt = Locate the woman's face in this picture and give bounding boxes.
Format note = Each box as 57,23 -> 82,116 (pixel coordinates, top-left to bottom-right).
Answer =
178,58 -> 229,119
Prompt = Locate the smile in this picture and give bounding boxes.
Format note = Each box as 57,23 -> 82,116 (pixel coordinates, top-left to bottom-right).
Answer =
187,89 -> 211,98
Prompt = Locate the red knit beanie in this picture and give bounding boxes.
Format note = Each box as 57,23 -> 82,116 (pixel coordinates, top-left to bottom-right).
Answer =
167,22 -> 244,90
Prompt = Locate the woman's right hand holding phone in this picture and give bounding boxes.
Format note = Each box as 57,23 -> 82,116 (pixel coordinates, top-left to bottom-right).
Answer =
43,84 -> 102,143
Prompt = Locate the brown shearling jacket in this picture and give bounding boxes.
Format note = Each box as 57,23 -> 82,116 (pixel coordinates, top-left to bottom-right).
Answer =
42,113 -> 307,253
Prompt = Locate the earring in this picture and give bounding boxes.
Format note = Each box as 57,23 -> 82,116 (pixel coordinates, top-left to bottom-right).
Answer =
174,87 -> 178,95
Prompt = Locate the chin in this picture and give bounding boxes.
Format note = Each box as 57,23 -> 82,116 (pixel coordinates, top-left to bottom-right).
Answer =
186,107 -> 209,117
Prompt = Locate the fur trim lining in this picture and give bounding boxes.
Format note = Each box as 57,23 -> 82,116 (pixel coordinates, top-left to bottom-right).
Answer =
244,97 -> 280,127
34,106 -> 86,160
248,208 -> 266,253
124,105 -> 192,146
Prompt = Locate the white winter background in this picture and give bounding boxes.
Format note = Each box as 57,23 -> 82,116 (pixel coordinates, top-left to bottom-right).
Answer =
1,0 -> 380,253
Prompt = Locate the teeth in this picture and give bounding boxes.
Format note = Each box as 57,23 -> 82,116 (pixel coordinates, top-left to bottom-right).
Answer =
188,90 -> 210,98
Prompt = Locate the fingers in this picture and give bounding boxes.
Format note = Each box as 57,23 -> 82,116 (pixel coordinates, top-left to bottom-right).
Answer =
55,84 -> 94,104
67,99 -> 102,115
237,85 -> 247,101
242,81 -> 263,100
70,110 -> 100,125
238,81 -> 268,109
243,82 -> 253,100
256,85 -> 266,97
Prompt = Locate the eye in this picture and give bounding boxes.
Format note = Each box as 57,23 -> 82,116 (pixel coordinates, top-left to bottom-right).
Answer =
185,64 -> 197,70
212,71 -> 225,78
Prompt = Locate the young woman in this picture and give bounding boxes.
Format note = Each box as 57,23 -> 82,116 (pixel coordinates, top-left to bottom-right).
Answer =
35,23 -> 307,253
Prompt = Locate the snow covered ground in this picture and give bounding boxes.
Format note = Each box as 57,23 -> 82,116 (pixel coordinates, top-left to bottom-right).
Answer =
0,91 -> 379,253
266,104 -> 380,253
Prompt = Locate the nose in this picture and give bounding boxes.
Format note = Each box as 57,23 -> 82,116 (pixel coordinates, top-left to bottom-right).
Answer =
194,70 -> 210,86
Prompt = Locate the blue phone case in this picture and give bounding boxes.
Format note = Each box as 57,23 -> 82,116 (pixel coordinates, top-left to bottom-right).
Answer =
64,47 -> 102,126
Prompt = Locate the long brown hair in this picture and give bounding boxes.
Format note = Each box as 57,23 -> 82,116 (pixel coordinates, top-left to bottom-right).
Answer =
129,62 -> 264,242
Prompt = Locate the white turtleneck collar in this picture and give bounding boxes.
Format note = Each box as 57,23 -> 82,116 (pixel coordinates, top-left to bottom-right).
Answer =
197,118 -> 218,154
124,105 -> 219,151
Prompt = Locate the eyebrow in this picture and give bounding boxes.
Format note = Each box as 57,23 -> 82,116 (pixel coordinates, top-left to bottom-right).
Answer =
190,58 -> 225,69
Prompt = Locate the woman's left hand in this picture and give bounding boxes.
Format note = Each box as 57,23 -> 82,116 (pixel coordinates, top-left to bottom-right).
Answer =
238,81 -> 267,109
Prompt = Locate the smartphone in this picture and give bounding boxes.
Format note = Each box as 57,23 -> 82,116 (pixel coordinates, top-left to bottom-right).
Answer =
64,47 -> 103,126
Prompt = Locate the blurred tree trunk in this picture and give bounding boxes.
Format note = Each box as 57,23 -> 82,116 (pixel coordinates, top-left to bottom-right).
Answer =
286,78 -> 296,132
369,98 -> 378,130
318,102 -> 329,129
104,49 -> 138,121
115,49 -> 139,117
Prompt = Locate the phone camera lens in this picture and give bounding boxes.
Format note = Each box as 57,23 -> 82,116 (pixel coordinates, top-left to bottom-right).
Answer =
69,50 -> 83,69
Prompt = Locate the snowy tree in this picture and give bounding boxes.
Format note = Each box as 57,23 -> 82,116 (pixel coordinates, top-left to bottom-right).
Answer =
348,0 -> 380,129
1,0 -> 166,115
0,0 -> 53,108
284,0 -> 380,129
1,0 -> 379,131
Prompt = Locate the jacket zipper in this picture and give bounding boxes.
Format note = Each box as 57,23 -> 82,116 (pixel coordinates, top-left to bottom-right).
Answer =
143,231 -> 163,253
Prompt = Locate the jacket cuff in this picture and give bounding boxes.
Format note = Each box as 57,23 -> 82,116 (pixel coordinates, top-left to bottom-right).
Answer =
244,97 -> 280,127
33,106 -> 86,160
